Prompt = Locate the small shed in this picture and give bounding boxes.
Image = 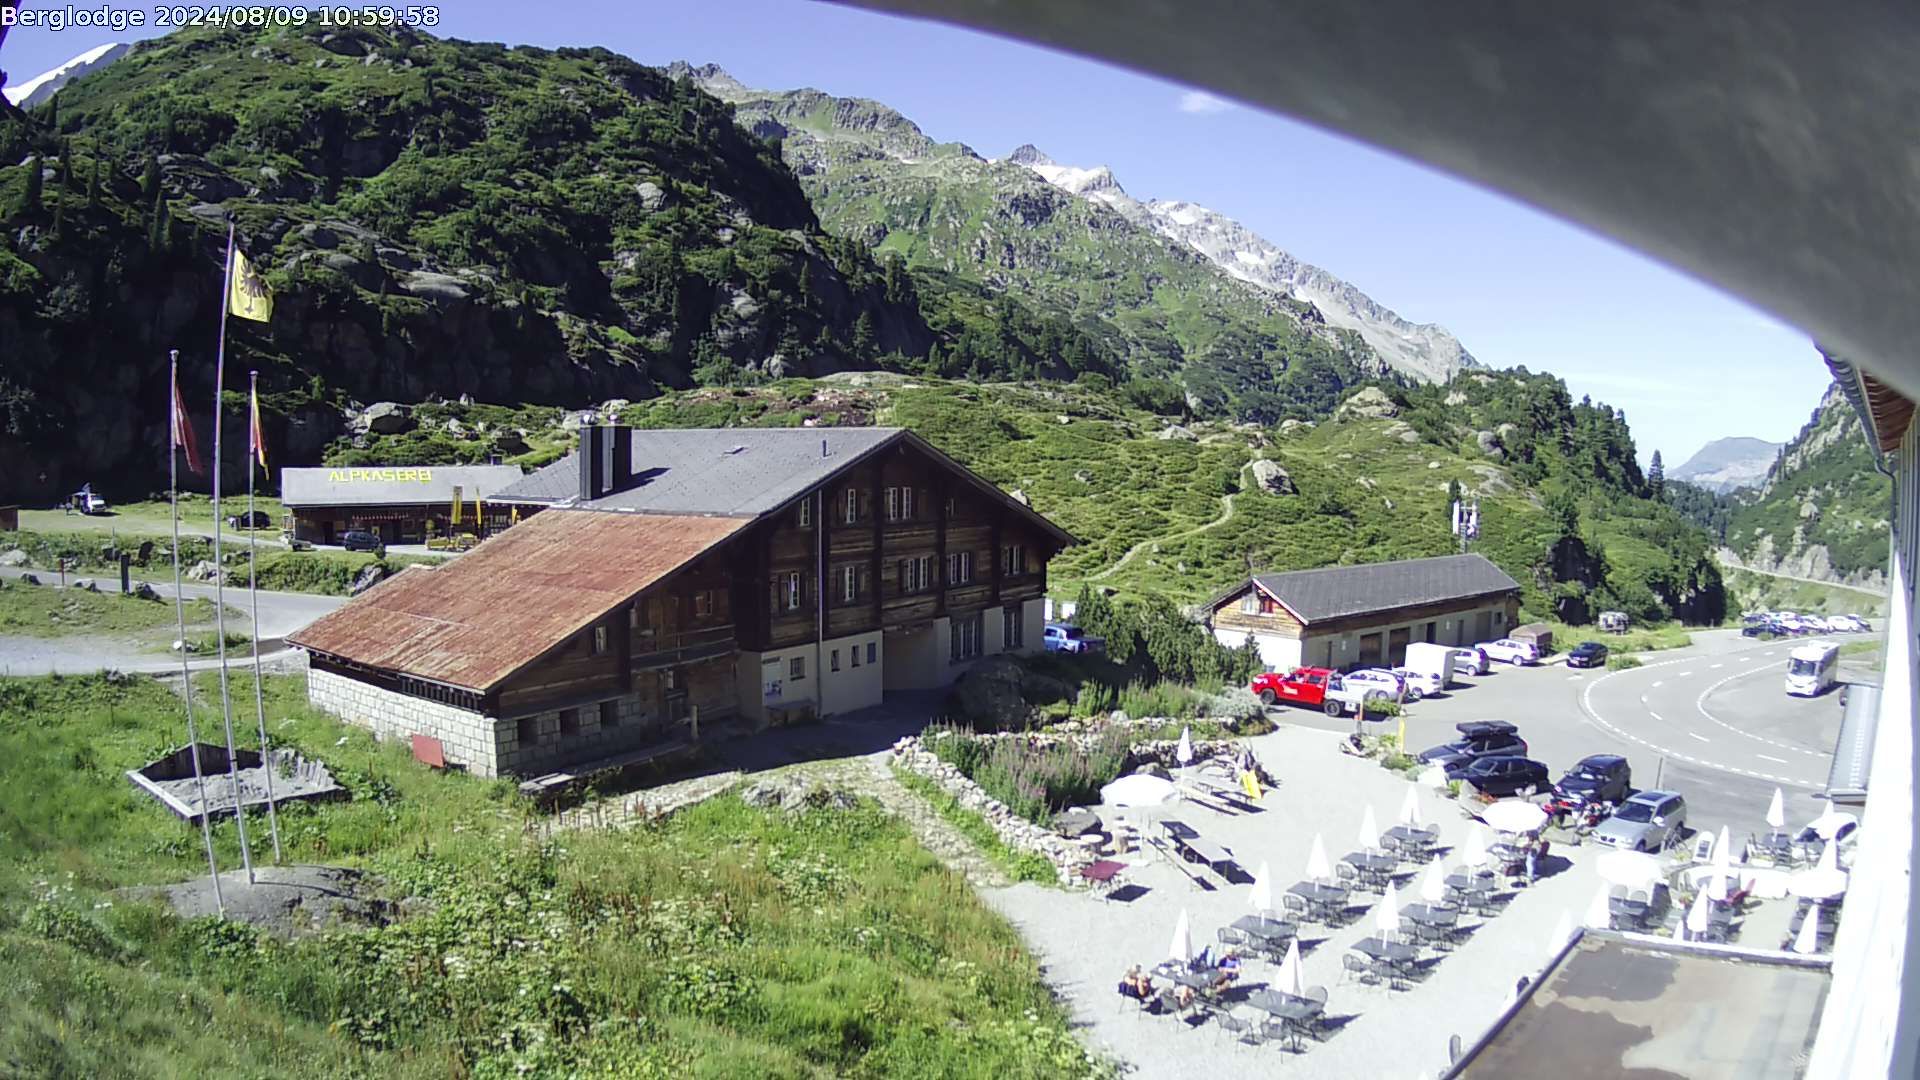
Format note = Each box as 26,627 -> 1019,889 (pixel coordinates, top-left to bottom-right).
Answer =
1511,622 -> 1554,654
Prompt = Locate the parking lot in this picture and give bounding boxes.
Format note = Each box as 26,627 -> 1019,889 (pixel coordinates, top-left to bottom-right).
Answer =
1270,629 -> 1875,844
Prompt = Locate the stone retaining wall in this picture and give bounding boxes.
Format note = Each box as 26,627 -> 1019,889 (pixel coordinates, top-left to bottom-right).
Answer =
887,718 -> 1259,889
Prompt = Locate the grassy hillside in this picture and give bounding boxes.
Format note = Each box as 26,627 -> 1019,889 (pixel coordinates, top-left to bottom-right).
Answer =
0,671 -> 1104,1078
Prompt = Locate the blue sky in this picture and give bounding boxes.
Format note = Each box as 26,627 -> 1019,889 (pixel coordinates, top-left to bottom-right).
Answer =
3,0 -> 1831,466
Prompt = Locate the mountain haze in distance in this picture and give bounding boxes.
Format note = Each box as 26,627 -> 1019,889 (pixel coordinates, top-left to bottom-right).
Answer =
1,42 -> 129,108
1670,436 -> 1783,493
678,63 -> 1476,386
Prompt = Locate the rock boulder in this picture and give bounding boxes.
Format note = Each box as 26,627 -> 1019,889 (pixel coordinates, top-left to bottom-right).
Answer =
1335,387 -> 1400,421
1251,459 -> 1297,495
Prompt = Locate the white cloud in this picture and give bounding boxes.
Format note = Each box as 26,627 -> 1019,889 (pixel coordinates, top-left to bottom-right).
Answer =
1177,90 -> 1232,115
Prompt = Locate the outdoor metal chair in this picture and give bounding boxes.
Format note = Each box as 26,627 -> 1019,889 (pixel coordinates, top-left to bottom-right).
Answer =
1263,1017 -> 1301,1052
1342,952 -> 1376,985
1282,892 -> 1311,918
1218,927 -> 1248,947
1217,1007 -> 1258,1045
1373,957 -> 1404,991
1302,984 -> 1329,1029
1335,862 -> 1364,890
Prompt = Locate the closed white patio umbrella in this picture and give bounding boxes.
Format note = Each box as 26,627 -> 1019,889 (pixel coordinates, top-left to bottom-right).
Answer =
1765,787 -> 1786,831
1420,856 -> 1448,904
1250,861 -> 1274,921
1360,804 -> 1382,851
1792,903 -> 1825,954
1306,833 -> 1333,882
1169,908 -> 1194,965
1462,825 -> 1491,869
1275,938 -> 1306,998
1376,880 -> 1402,939
1399,785 -> 1423,827
1706,825 -> 1735,901
1176,726 -> 1194,768
1683,888 -> 1713,940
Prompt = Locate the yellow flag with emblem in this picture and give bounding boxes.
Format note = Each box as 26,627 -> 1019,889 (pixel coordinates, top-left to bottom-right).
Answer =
229,247 -> 273,322
1240,769 -> 1263,801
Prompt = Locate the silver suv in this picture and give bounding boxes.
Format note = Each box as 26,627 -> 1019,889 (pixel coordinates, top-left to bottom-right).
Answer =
1592,790 -> 1687,851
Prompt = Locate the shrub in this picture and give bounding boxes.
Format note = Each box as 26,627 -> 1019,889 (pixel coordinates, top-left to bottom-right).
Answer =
1606,654 -> 1644,671
968,729 -> 1131,824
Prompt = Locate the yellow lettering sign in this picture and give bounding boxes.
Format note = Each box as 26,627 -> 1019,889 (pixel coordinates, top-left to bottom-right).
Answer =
325,467 -> 436,484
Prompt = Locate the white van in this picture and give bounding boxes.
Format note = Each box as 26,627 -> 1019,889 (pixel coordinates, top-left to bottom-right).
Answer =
1403,641 -> 1459,689
1786,641 -> 1840,696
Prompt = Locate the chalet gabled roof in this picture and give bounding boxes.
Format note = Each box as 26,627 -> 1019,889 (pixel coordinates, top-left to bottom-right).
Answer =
1210,553 -> 1520,626
287,510 -> 746,692
492,426 -> 1075,546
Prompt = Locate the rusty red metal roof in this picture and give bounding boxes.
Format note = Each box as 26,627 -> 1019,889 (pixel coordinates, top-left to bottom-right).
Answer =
287,510 -> 747,691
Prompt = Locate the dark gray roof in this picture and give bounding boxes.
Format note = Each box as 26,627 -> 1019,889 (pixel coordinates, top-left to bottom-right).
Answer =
492,427 -> 904,515
1827,680 -> 1881,802
281,465 -> 526,508
489,427 -> 1076,545
1248,553 -> 1519,624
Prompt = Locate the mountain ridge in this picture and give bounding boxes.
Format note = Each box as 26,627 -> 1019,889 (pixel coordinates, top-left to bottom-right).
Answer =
1669,435 -> 1781,493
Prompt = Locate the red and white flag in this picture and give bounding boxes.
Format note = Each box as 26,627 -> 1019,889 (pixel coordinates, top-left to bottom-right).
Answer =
170,366 -> 205,474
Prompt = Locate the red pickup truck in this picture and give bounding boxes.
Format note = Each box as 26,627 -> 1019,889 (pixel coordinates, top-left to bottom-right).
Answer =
1250,667 -> 1391,717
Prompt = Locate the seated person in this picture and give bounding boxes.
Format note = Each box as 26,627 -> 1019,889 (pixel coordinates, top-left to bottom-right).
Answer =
1174,984 -> 1197,1010
1119,965 -> 1153,999
1212,949 -> 1243,991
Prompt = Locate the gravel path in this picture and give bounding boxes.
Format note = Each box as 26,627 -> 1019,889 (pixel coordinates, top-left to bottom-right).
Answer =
1087,456 -> 1260,583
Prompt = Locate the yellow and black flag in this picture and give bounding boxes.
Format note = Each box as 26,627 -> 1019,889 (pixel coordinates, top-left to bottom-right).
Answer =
229,247 -> 273,323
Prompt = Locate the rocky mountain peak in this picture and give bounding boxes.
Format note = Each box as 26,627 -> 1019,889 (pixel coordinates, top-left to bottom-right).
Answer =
1007,144 -> 1054,166
663,60 -> 747,98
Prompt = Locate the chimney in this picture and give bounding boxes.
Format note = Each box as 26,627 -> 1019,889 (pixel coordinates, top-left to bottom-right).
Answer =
580,424 -> 605,502
578,425 -> 636,501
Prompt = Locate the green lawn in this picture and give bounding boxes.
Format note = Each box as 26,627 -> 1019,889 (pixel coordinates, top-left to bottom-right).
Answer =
20,493 -> 288,541
2,529 -> 443,597
1541,620 -> 1695,655
0,672 -> 1107,1079
0,580 -> 246,652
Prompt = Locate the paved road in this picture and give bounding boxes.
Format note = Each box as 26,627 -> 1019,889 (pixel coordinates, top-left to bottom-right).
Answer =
1269,629 -> 1875,843
0,567 -> 344,675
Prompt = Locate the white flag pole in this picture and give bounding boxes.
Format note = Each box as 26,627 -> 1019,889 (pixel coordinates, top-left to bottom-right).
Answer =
247,369 -> 282,863
170,349 -> 224,913
210,219 -> 256,883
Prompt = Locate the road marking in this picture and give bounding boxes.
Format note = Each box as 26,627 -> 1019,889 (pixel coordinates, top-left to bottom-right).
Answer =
1758,754 -> 1789,764
1693,666 -> 1833,758
1648,710 -> 1664,722
1688,732 -> 1709,742
1710,663 -> 1724,670
1651,680 -> 1664,688
1679,671 -> 1693,677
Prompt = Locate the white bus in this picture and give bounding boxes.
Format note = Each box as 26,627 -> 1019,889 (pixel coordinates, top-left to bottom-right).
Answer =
1786,641 -> 1840,696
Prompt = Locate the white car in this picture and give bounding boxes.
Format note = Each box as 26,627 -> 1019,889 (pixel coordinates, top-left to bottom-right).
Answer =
1478,638 -> 1539,665
1445,646 -> 1491,676
1346,668 -> 1420,701
1840,614 -> 1873,632
1391,666 -> 1445,697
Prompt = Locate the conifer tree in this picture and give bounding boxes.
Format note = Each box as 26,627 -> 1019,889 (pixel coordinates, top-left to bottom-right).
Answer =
18,154 -> 42,215
1648,450 -> 1666,500
850,310 -> 876,360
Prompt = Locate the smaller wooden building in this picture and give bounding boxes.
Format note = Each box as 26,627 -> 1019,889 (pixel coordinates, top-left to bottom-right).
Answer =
1204,553 -> 1522,673
280,465 -> 528,545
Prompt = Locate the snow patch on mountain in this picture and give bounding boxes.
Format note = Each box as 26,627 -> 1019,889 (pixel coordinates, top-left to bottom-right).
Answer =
4,42 -> 130,108
1012,151 -> 1477,383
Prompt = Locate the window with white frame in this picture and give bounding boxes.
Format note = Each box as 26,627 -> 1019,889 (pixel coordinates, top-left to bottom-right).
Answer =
1002,605 -> 1023,649
950,613 -> 983,663
591,625 -> 609,655
901,486 -> 913,520
798,499 -> 812,528
1240,592 -> 1259,614
1002,544 -> 1025,577
785,571 -> 802,611
790,656 -> 806,680
693,590 -> 713,617
844,488 -> 860,525
946,550 -> 973,585
899,555 -> 933,593
841,565 -> 860,603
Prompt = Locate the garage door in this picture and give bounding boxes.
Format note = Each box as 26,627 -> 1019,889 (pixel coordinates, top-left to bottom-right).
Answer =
1474,611 -> 1494,642
1388,627 -> 1411,667
1357,632 -> 1384,668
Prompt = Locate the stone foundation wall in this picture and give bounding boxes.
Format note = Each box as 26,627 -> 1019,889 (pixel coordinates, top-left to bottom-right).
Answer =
886,717 -> 1262,888
309,666 -> 504,775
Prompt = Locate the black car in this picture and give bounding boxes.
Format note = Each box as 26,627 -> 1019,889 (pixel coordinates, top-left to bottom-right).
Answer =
1554,753 -> 1632,804
1566,641 -> 1609,668
1447,755 -> 1553,797
340,529 -> 383,553
1416,720 -> 1528,769
227,509 -> 272,530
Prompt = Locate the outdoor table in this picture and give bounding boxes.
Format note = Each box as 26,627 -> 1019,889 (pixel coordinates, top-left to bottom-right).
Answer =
1383,824 -> 1437,853
1487,842 -> 1527,870
1608,895 -> 1652,929
1343,851 -> 1399,875
1181,837 -> 1231,866
1352,935 -> 1421,988
1287,881 -> 1350,921
1080,859 -> 1126,899
1402,901 -> 1457,926
1231,915 -> 1298,947
1159,818 -> 1199,842
1246,989 -> 1320,1050
1749,833 -> 1797,864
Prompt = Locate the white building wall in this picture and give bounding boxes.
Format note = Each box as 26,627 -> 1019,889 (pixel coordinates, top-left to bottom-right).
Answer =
1807,419 -> 1919,1079
819,630 -> 885,716
309,666 -> 502,775
736,647 -> 819,726
1212,626 -> 1300,672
